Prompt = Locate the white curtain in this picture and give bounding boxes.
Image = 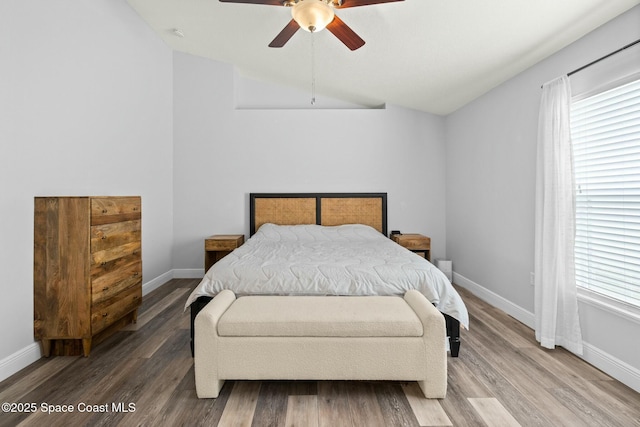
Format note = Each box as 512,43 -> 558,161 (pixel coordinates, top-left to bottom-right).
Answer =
534,75 -> 583,355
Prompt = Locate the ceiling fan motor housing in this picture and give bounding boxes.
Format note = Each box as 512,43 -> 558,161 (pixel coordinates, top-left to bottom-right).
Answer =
290,0 -> 335,32
284,0 -> 342,5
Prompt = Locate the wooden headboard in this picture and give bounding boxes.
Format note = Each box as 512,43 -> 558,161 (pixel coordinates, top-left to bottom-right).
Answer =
250,193 -> 387,236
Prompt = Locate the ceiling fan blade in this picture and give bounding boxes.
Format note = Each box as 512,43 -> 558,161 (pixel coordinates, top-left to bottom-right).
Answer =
269,20 -> 300,48
326,16 -> 365,50
219,0 -> 285,5
335,0 -> 404,8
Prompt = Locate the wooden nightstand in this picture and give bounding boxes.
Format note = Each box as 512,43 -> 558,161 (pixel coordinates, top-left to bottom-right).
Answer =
391,233 -> 431,262
204,234 -> 244,272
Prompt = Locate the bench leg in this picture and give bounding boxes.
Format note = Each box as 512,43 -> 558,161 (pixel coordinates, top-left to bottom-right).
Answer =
417,380 -> 446,399
195,376 -> 225,398
214,380 -> 225,398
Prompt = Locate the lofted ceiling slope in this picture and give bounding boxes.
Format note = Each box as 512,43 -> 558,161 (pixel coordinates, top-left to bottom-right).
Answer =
126,0 -> 640,114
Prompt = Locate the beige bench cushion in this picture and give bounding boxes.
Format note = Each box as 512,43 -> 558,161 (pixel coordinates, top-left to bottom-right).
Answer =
217,295 -> 423,337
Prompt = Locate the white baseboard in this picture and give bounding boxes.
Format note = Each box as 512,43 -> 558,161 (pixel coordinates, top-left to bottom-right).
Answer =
0,343 -> 42,384
142,270 -> 175,296
453,271 -> 640,393
453,272 -> 535,328
173,268 -> 204,279
582,342 -> 640,393
142,269 -> 203,294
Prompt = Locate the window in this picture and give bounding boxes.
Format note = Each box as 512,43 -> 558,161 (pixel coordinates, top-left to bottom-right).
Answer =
570,78 -> 640,308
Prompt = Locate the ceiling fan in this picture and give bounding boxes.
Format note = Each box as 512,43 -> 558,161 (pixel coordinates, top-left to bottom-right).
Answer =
219,0 -> 404,51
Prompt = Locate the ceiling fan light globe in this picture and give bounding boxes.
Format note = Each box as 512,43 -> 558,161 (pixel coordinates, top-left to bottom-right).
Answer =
291,0 -> 335,33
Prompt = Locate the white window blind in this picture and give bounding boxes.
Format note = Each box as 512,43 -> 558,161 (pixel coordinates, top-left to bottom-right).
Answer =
570,78 -> 640,308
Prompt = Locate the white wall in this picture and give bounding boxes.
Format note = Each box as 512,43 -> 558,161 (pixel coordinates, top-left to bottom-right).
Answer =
172,51 -> 448,274
446,5 -> 640,390
0,0 -> 174,380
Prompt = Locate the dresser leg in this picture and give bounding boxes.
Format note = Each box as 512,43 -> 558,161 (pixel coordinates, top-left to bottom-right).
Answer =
82,338 -> 92,357
41,339 -> 51,357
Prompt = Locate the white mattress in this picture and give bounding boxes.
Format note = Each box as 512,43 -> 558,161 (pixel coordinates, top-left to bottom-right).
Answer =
186,223 -> 469,329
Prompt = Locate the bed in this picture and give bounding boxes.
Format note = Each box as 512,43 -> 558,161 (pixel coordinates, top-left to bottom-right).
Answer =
187,192 -> 468,357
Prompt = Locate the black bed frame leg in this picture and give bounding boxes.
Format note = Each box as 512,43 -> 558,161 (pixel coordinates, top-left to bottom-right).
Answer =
444,313 -> 461,357
449,336 -> 461,357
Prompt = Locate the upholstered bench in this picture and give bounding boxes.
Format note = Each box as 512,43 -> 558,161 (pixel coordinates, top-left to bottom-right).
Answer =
194,290 -> 447,399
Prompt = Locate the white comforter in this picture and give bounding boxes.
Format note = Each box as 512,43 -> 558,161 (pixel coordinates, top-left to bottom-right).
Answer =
186,223 -> 469,329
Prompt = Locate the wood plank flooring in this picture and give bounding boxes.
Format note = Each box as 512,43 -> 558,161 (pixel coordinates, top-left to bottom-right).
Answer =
1,279 -> 639,426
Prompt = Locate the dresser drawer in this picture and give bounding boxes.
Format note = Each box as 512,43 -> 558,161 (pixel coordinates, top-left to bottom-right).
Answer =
91,219 -> 141,253
91,285 -> 141,334
91,197 -> 141,226
91,261 -> 141,305
92,241 -> 141,266
91,251 -> 141,277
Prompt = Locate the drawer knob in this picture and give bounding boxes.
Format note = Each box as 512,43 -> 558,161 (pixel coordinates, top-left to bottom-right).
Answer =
103,286 -> 109,291
101,262 -> 106,266
102,313 -> 108,318
102,209 -> 107,214
101,236 -> 106,240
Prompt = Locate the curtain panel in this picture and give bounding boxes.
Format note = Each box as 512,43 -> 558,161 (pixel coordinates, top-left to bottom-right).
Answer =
534,75 -> 583,355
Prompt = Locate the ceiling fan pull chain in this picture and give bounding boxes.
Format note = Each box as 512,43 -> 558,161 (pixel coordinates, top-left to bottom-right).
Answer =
311,31 -> 316,106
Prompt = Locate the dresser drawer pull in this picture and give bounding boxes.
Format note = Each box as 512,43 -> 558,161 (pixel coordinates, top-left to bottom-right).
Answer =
101,262 -> 106,266
101,235 -> 106,240
102,313 -> 109,318
103,286 -> 109,291
133,272 -> 139,277
102,209 -> 108,214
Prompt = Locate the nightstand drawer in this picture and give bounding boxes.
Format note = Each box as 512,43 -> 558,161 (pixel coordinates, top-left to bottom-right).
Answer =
205,235 -> 244,251
393,234 -> 430,250
391,234 -> 431,262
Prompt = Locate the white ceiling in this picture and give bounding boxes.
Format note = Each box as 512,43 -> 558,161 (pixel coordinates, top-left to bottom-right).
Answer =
126,0 -> 640,115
